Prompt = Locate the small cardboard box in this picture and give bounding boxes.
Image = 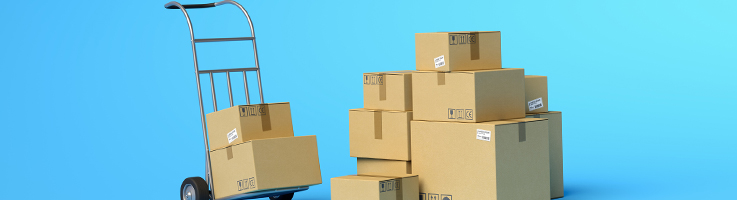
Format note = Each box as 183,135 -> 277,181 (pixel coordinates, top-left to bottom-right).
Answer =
206,102 -> 294,151
527,111 -> 563,198
357,158 -> 412,175
350,109 -> 412,161
331,173 -> 419,200
364,71 -> 413,111
412,118 -> 550,200
209,136 -> 322,199
525,75 -> 548,114
415,31 -> 501,72
412,69 -> 525,122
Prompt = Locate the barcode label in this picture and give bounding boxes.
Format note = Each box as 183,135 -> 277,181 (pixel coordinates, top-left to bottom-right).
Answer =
528,97 -> 544,111
434,55 -> 446,68
227,128 -> 238,143
476,129 -> 491,142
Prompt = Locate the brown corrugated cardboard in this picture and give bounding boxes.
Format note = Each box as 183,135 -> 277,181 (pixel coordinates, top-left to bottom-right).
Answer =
525,75 -> 548,114
412,69 -> 525,122
357,158 -> 412,174
364,71 -> 413,111
412,118 -> 550,200
331,173 -> 419,200
527,111 -> 563,198
209,136 -> 322,199
350,109 -> 412,161
205,102 -> 294,151
415,31 -> 501,72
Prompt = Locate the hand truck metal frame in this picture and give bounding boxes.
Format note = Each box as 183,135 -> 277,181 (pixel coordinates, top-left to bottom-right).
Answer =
165,1 -> 307,199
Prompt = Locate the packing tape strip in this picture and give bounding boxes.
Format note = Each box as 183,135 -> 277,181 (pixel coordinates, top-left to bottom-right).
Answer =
518,122 -> 527,142
379,73 -> 387,101
374,111 -> 383,139
260,104 -> 272,131
226,146 -> 234,160
470,32 -> 480,60
437,72 -> 446,85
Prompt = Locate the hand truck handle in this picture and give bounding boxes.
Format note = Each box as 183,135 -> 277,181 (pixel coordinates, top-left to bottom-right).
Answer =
165,3 -> 215,9
165,0 -> 238,9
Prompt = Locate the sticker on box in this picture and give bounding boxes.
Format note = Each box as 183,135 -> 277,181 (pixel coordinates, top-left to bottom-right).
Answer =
434,55 -> 445,68
476,129 -> 491,142
227,128 -> 238,143
528,97 -> 544,111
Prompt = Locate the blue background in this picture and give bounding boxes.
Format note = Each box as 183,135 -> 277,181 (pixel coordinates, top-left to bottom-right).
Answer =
1,0 -> 735,199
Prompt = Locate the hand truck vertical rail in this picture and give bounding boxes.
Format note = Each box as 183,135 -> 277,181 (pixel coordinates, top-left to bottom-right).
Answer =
165,1 -> 306,200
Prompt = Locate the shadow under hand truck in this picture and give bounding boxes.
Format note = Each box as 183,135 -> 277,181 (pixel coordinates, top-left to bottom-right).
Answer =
165,1 -> 307,200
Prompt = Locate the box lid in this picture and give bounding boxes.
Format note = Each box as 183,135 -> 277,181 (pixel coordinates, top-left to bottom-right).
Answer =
364,70 -> 414,75
416,31 -> 500,35
412,68 -> 522,74
349,108 -> 410,114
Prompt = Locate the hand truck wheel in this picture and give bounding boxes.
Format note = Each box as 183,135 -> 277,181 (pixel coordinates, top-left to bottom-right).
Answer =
269,193 -> 294,200
181,177 -> 211,200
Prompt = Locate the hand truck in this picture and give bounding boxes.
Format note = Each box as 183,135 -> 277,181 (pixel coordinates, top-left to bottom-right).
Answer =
165,1 -> 308,200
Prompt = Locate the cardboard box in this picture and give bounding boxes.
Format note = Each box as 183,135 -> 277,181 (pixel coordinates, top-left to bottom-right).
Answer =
411,118 -> 550,200
412,69 -> 525,122
415,31 -> 501,72
527,111 -> 563,198
206,102 -> 294,151
357,158 -> 412,174
209,136 -> 322,199
364,71 -> 413,111
525,75 -> 548,114
331,173 -> 419,200
350,109 -> 412,160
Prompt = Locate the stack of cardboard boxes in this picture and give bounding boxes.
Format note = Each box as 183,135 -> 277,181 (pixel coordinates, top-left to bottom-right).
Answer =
204,103 -> 323,199
333,31 -> 564,200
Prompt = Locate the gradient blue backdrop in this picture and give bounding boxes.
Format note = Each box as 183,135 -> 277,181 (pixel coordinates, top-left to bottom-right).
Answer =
1,0 -> 735,199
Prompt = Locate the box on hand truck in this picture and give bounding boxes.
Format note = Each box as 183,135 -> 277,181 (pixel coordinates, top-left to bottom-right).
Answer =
165,1 -> 322,200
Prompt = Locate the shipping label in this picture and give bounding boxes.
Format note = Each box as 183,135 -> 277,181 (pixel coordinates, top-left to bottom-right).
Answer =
434,55 -> 446,68
448,108 -> 473,120
239,105 -> 268,117
226,128 -> 238,144
449,33 -> 477,45
528,97 -> 544,111
236,177 -> 256,191
364,74 -> 384,85
476,129 -> 491,142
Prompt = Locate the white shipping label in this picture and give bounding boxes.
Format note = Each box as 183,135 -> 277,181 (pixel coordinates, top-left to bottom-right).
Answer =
434,55 -> 446,68
226,128 -> 238,144
476,129 -> 491,142
528,97 -> 544,111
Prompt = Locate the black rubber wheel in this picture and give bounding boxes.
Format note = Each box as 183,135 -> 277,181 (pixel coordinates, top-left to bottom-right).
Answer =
269,193 -> 294,200
181,177 -> 210,200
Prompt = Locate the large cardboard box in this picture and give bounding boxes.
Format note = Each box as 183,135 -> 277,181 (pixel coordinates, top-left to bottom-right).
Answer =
412,69 -> 525,122
209,136 -> 322,199
412,118 -> 550,200
331,173 -> 419,200
350,109 -> 412,161
415,31 -> 501,72
364,71 -> 413,111
357,158 -> 412,174
206,102 -> 294,151
527,111 -> 563,198
525,75 -> 548,114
